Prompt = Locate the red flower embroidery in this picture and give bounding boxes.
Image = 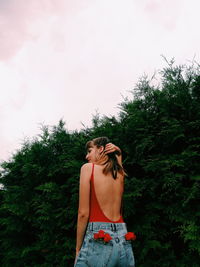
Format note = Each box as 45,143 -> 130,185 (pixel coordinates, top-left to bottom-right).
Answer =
125,232 -> 136,241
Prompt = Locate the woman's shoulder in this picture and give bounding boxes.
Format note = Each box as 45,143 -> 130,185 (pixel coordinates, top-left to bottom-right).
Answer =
80,162 -> 93,172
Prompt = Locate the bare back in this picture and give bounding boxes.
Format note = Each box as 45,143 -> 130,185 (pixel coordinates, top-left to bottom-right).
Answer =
93,164 -> 124,222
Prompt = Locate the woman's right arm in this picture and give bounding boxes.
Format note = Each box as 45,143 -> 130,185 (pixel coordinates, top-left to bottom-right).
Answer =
75,163 -> 91,255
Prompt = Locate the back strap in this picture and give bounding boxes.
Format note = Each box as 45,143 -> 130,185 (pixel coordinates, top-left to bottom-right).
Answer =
91,163 -> 95,180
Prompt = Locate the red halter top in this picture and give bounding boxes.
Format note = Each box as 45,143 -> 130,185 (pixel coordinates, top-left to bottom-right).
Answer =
89,163 -> 124,223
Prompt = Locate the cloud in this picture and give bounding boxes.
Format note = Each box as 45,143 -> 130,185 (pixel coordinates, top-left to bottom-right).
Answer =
135,0 -> 183,31
0,0 -> 89,61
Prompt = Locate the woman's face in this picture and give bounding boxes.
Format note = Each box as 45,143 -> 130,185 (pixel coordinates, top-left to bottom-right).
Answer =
85,145 -> 103,163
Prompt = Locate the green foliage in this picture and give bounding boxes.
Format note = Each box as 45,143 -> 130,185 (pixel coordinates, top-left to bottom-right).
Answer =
0,60 -> 200,266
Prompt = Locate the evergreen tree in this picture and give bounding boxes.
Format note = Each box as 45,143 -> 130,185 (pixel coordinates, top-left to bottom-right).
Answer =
0,60 -> 199,266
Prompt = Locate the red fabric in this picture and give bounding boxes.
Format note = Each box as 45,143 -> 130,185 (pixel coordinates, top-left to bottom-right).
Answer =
89,163 -> 124,223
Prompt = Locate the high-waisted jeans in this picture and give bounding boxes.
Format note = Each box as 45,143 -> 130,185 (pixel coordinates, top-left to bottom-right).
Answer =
74,222 -> 135,267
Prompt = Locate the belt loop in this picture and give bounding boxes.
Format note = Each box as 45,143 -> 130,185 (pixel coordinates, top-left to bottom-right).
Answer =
113,224 -> 116,232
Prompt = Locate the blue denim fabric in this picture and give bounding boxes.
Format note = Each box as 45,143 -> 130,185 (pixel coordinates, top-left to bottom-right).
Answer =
74,222 -> 135,267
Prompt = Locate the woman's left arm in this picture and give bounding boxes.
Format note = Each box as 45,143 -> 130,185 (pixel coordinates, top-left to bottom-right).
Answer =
104,143 -> 122,165
75,163 -> 91,256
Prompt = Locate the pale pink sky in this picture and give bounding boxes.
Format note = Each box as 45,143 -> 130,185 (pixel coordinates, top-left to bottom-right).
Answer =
0,0 -> 199,162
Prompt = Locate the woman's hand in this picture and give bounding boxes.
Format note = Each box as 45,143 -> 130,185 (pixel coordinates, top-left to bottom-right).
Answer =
74,249 -> 80,265
104,143 -> 121,155
76,250 -> 80,257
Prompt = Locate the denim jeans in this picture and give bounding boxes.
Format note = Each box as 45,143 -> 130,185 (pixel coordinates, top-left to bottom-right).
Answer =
74,222 -> 135,267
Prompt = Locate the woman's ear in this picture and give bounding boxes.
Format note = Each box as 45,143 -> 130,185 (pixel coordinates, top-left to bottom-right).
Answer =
99,146 -> 104,154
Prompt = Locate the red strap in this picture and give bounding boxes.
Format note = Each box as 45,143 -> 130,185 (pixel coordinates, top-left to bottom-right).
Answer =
91,163 -> 95,179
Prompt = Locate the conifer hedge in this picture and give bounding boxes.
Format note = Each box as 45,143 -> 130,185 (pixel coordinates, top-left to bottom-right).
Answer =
0,60 -> 200,266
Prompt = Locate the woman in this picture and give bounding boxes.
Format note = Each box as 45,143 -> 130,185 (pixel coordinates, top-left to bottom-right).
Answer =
74,137 -> 135,266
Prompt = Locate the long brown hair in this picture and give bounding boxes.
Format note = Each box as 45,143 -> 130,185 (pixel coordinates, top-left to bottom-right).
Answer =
85,136 -> 126,179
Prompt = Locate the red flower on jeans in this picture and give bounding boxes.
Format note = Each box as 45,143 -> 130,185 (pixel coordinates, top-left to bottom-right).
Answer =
94,233 -> 99,240
93,230 -> 105,240
104,233 -> 112,243
93,230 -> 112,243
125,232 -> 136,241
98,230 -> 105,239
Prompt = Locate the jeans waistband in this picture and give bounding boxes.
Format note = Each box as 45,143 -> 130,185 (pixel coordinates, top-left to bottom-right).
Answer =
87,222 -> 127,232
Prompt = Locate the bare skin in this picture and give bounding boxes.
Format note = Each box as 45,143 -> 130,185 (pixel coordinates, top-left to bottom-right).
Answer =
75,143 -> 123,260
92,164 -> 124,221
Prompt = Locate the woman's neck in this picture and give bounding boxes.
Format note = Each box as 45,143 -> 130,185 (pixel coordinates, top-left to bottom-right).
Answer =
95,155 -> 109,165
